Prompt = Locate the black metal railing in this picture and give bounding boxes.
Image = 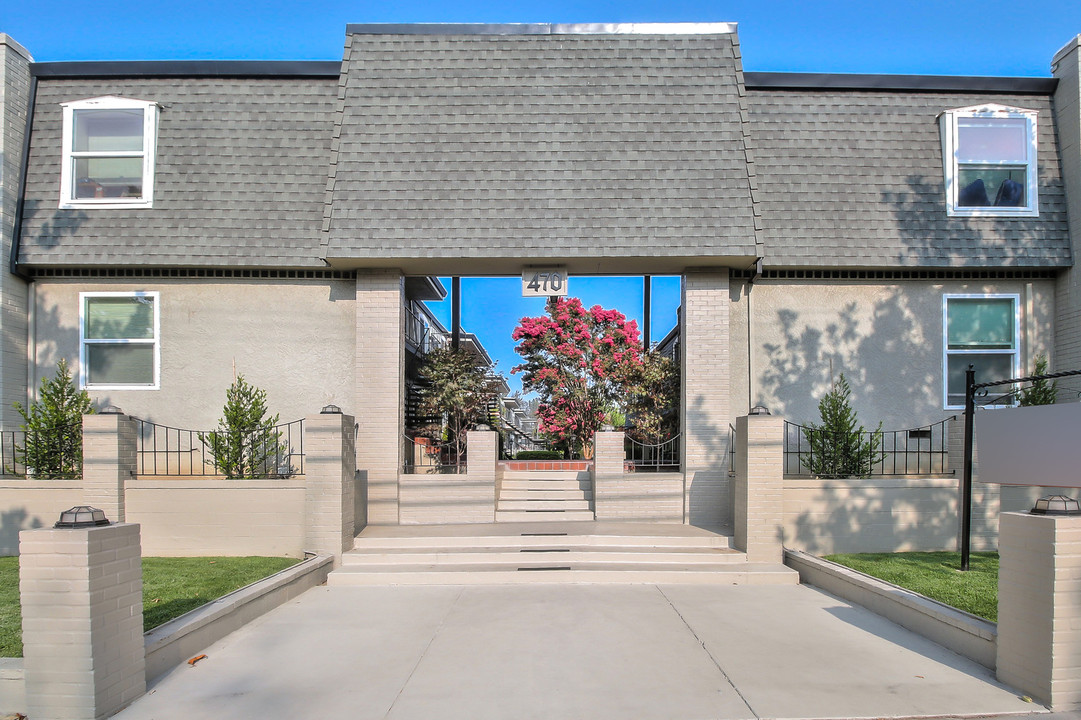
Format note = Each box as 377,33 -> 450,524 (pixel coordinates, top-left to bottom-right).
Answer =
784,417 -> 952,477
624,434 -> 681,472
402,434 -> 466,474
135,418 -> 304,477
1,423 -> 84,478
728,424 -> 737,477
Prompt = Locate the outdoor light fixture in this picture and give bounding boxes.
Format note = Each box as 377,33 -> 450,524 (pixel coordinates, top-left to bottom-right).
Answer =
100,405 -> 124,415
1030,495 -> 1081,516
749,405 -> 771,416
320,404 -> 342,414
54,506 -> 110,528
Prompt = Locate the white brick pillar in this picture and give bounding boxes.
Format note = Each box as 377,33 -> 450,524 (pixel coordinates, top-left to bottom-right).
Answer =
734,414 -> 784,563
356,270 -> 405,524
466,429 -> 498,521
680,269 -> 731,528
593,430 -> 625,518
21,523 -> 145,719
82,413 -> 137,522
997,511 -> 1081,709
304,412 -> 356,566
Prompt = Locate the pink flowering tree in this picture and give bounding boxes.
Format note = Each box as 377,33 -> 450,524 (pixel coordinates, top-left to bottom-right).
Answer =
512,298 -> 643,457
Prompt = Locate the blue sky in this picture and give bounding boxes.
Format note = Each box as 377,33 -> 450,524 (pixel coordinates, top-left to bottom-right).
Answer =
4,0 -> 1078,391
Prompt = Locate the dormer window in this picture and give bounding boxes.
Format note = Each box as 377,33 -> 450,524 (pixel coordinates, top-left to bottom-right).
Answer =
59,96 -> 158,209
940,104 -> 1038,218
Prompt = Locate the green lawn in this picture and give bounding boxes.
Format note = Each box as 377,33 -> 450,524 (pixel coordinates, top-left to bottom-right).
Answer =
824,551 -> 999,622
0,555 -> 299,658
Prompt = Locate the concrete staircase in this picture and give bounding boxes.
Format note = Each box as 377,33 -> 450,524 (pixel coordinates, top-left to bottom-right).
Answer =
328,522 -> 799,586
496,470 -> 595,522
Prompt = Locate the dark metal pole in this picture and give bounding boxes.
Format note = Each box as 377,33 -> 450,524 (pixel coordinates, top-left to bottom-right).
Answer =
643,275 -> 651,349
451,276 -> 461,351
961,364 -> 976,572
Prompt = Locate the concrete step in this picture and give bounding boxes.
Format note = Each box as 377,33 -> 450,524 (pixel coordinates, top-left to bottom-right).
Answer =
497,499 -> 592,511
342,549 -> 746,566
500,479 -> 592,491
350,531 -> 734,551
495,510 -> 597,522
328,563 -> 798,586
498,489 -> 590,501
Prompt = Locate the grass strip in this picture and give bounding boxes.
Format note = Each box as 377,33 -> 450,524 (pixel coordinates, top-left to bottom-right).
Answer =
824,551 -> 999,622
0,555 -> 299,658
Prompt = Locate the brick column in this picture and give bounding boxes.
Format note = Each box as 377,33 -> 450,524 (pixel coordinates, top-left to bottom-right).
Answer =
734,414 -> 785,563
467,429 -> 498,521
356,270 -> 405,524
997,511 -> 1081,709
21,523 -> 145,719
681,270 -> 731,528
304,412 -> 356,567
82,414 -> 137,522
593,430 -> 624,518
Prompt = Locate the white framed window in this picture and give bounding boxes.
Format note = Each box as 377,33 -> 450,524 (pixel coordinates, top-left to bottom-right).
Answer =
940,104 -> 1038,217
59,96 -> 158,209
80,292 -> 160,390
943,294 -> 1019,409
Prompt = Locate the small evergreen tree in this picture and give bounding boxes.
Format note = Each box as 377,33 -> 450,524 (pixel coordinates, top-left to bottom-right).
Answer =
1018,354 -> 1058,406
14,359 -> 94,478
804,374 -> 883,478
200,375 -> 287,478
624,351 -> 680,444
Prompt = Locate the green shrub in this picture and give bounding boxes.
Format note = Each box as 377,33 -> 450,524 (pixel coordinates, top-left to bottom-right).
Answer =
804,374 -> 883,478
515,450 -> 563,460
14,359 -> 94,477
200,375 -> 288,478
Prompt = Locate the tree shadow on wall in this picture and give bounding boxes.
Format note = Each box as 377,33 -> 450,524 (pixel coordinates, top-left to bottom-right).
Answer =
0,507 -> 44,556
684,392 -> 732,531
759,290 -> 941,429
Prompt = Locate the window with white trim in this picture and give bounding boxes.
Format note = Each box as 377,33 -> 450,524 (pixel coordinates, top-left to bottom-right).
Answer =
940,104 -> 1038,217
80,292 -> 160,389
60,96 -> 158,209
943,294 -> 1019,408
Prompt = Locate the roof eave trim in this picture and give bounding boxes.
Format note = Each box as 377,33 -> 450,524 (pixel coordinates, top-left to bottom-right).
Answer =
30,60 -> 342,79
745,72 -> 1057,94
345,22 -> 737,36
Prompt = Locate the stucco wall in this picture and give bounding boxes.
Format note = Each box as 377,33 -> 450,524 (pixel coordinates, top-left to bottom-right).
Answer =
731,278 -> 1055,430
29,278 -> 357,429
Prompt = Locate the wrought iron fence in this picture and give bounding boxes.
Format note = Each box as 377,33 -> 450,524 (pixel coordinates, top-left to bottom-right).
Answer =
783,417 -> 952,477
402,434 -> 466,474
135,418 -> 304,477
1,423 -> 84,478
624,434 -> 681,472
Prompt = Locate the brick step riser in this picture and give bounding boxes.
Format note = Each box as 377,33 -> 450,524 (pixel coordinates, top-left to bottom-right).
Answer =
495,510 -> 597,522
499,471 -> 591,481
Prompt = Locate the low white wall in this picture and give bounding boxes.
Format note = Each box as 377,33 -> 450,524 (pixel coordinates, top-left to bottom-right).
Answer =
783,476 -> 1063,555
594,472 -> 683,523
127,477 -> 306,557
399,474 -> 496,524
144,554 -> 332,684
786,550 -> 997,670
0,479 -> 85,555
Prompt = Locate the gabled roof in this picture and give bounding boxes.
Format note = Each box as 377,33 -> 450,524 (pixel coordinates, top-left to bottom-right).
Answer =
323,25 -> 759,273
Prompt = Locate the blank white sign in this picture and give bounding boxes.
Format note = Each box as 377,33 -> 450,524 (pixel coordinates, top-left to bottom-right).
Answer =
975,402 -> 1081,487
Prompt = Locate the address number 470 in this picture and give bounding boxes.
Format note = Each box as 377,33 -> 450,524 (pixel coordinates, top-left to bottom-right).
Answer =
526,272 -> 564,293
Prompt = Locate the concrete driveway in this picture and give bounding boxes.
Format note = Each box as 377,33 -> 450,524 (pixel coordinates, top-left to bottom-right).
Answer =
112,583 -> 1044,720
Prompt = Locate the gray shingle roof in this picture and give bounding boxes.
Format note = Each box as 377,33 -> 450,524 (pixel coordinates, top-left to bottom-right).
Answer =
747,89 -> 1070,268
20,77 -> 336,267
325,31 -> 758,265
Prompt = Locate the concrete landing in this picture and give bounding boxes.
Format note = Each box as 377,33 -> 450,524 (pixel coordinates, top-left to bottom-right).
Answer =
112,583 -> 1043,720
